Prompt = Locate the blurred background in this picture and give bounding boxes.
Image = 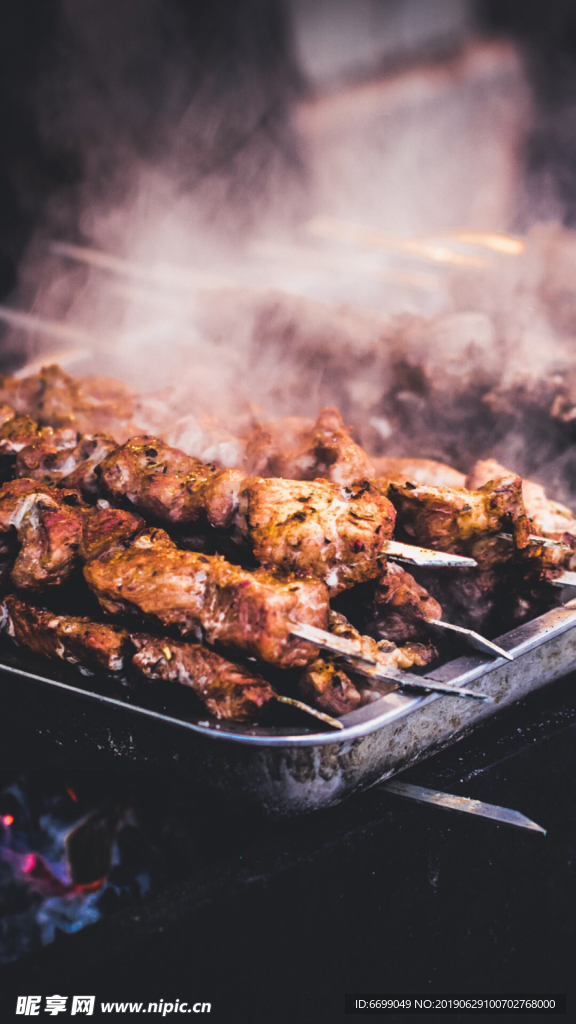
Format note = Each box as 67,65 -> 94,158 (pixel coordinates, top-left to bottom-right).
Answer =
2,0 -> 576,298
2,2 -> 576,487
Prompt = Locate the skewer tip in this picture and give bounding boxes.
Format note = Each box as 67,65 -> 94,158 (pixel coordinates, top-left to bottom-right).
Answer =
274,694 -> 344,730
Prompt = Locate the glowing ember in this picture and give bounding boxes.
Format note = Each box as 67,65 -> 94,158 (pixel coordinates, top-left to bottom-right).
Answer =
1,813 -> 14,826
22,853 -> 37,873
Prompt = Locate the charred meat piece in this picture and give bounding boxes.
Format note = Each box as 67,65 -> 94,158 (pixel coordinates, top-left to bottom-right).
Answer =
99,435 -> 243,529
387,475 -> 532,554
0,479 -> 143,591
373,457 -> 466,488
0,410 -> 79,484
386,474 -> 560,632
329,609 -> 437,671
467,458 -> 576,567
131,634 -> 275,722
0,479 -> 87,591
100,438 -> 394,592
79,503 -> 144,561
84,529 -> 329,668
0,365 -> 141,438
16,433 -> 117,499
298,658 -> 362,717
363,562 -> 442,644
239,477 -> 395,594
245,406 -> 375,486
1,594 -> 130,672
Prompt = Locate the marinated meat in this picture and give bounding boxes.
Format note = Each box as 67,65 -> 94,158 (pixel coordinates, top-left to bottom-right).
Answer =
99,435 -> 243,529
239,477 -> 395,593
245,406 -> 375,486
100,437 -> 395,593
79,503 -> 144,561
131,633 -> 275,721
1,594 -> 129,672
0,479 -> 87,590
387,475 -> 532,554
365,562 -> 442,644
466,458 -> 576,566
16,433 -> 117,498
84,529 -> 329,668
0,479 -> 143,591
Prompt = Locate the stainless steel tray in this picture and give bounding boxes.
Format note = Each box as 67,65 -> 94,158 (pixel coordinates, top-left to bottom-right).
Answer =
2,599 -> 576,815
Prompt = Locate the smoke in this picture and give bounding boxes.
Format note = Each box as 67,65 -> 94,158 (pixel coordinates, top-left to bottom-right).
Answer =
3,3 -> 576,501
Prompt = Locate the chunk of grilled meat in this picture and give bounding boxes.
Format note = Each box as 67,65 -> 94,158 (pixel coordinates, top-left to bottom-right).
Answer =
373,457 -> 466,488
99,435 -> 243,529
131,634 -> 275,722
384,474 -> 552,633
466,458 -> 576,568
387,475 -> 532,554
0,479 -> 143,591
363,562 -> 442,644
298,658 -> 362,717
16,433 -> 117,499
0,412 -> 78,483
0,480 -> 87,590
244,406 -> 375,486
1,594 -> 130,672
298,608 -> 437,717
84,529 -> 329,669
329,610 -> 437,670
79,503 -> 144,562
0,365 -> 141,438
100,437 -> 395,592
239,477 -> 394,594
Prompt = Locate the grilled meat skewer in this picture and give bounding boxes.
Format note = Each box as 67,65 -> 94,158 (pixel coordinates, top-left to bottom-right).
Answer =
0,477 -> 440,681
0,479 -> 143,591
0,596 -> 340,728
98,436 -> 395,593
83,527 -> 329,669
1,594 -> 131,673
466,458 -> 576,567
384,473 -> 562,632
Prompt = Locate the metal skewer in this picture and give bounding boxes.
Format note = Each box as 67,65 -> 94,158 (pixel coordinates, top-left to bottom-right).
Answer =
291,623 -> 493,702
274,694 -> 343,730
426,619 -> 514,661
498,531 -> 570,550
380,781 -> 546,834
552,571 -> 576,588
384,540 -> 477,568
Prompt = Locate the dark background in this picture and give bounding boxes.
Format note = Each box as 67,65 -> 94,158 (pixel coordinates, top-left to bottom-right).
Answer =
3,1 -> 576,300
0,671 -> 575,1022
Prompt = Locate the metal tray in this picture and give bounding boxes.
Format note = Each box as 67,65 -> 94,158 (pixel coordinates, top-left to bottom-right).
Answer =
2,600 -> 576,815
